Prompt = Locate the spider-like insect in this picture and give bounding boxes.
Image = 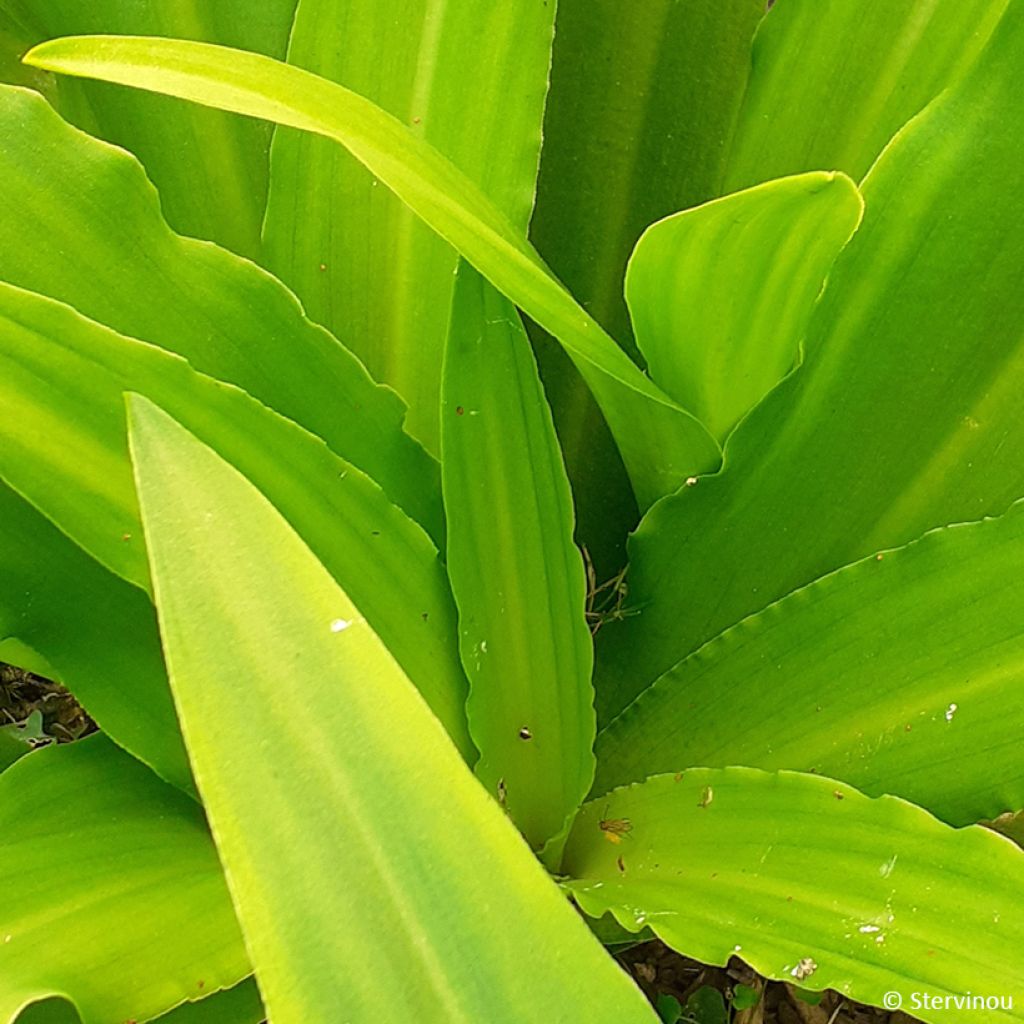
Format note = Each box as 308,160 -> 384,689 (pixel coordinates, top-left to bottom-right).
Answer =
598,806 -> 633,845
583,547 -> 640,636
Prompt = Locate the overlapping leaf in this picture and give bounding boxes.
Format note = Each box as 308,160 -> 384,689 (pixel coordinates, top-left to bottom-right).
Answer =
128,395 -> 657,1024
442,266 -> 593,851
23,34 -> 721,509
0,736 -> 249,1024
563,770 -> 1024,1024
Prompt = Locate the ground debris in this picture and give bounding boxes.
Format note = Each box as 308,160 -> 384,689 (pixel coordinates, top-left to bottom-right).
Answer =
1,662 -> 96,743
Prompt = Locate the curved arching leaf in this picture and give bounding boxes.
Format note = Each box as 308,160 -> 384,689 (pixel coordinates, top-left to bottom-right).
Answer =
594,501 -> 1024,824
23,33 -> 722,509
128,395 -> 658,1024
563,769 -> 1024,1024
0,735 -> 249,1024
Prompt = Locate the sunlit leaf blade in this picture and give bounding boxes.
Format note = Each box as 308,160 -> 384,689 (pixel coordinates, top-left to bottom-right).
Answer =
442,266 -> 594,851
0,84 -> 440,539
127,395 -> 658,1024
597,2 -> 1024,712
594,502 -> 1024,823
264,0 -> 554,455
0,735 -> 249,1024
626,172 -> 863,443
724,0 -> 1008,191
0,282 -> 472,758
528,0 -> 763,567
23,33 -> 721,508
1,0 -> 296,257
0,481 -> 190,792
562,770 -> 1024,1023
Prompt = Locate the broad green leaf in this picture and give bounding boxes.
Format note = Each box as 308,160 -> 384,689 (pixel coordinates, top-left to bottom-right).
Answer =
529,0 -> 763,572
263,0 -> 554,454
0,735 -> 249,1024
594,502 -> 1024,824
597,3 -> 1024,712
0,282 -> 471,758
0,481 -> 190,792
127,395 -> 657,1024
1,0 -> 296,257
0,84 -> 439,539
442,266 -> 593,851
24,34 -> 721,509
626,172 -> 863,443
724,0 -> 1009,191
562,769 -> 1024,1024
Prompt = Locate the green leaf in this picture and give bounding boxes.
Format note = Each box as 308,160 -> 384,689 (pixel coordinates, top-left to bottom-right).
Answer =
626,172 -> 863,443
442,265 -> 594,851
0,735 -> 249,1024
0,282 -> 471,759
2,0 -> 296,257
563,769 -> 1024,1023
724,0 -> 1009,190
263,0 -> 554,455
23,33 -> 721,509
730,984 -> 759,1011
127,394 -> 657,1024
0,84 -> 439,539
0,710 -> 46,773
597,3 -> 1024,711
595,502 -> 1024,824
0,481 -> 190,792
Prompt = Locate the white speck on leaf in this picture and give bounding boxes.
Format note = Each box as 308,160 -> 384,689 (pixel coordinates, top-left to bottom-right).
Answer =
790,958 -> 817,981
945,702 -> 958,722
330,618 -> 353,633
880,854 -> 898,878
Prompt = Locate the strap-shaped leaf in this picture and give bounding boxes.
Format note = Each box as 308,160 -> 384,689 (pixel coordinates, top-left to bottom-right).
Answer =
442,266 -> 593,851
1,0 -> 296,257
598,2 -> 1024,712
0,84 -> 439,539
626,171 -> 863,443
127,394 -> 657,1024
264,0 -> 554,455
0,735 -> 249,1024
724,0 -> 1008,190
24,33 -> 721,509
0,481 -> 190,792
595,501 -> 1024,824
0,281 -> 472,759
563,769 -> 1024,1024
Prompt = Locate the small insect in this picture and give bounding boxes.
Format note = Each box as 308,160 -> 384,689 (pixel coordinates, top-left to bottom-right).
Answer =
518,726 -> 533,741
833,789 -> 845,801
698,786 -> 714,809
582,546 -> 640,636
790,957 -> 818,981
496,778 -> 508,806
616,855 -> 626,873
599,806 -> 633,845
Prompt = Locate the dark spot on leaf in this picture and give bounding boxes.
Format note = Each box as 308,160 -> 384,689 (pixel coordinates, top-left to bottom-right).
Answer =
456,406 -> 464,416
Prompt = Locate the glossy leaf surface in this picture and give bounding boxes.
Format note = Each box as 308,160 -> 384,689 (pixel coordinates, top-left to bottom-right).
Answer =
626,171 -> 863,442
264,0 -> 554,453
725,0 -> 1008,190
0,84 -> 439,538
24,34 -> 721,509
563,770 -> 1024,1023
0,282 -> 471,757
598,3 -> 1024,711
0,736 -> 248,1024
129,396 -> 657,1024
442,266 -> 593,850
1,0 -> 296,256
595,503 -> 1024,824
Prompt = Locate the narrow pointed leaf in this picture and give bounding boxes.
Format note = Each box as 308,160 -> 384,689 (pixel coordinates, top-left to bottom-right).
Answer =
24,33 -> 721,508
442,266 -> 594,850
626,172 -> 863,443
0,481 -> 189,792
0,736 -> 249,1024
1,0 -> 296,256
0,84 -> 439,537
595,502 -> 1024,823
128,395 -> 657,1024
598,3 -> 1024,710
263,0 -> 554,454
724,0 -> 1008,190
563,770 -> 1024,1023
0,282 -> 471,757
